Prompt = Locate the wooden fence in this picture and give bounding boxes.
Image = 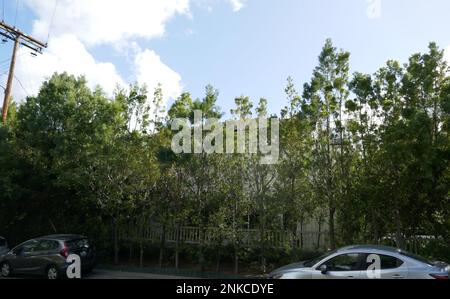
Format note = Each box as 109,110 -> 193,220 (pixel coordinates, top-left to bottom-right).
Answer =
120,225 -> 329,250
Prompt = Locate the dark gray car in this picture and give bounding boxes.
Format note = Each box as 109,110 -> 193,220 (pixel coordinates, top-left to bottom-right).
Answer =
0,234 -> 97,279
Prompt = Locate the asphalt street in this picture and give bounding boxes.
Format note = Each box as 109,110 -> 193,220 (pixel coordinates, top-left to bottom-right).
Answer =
0,269 -> 190,279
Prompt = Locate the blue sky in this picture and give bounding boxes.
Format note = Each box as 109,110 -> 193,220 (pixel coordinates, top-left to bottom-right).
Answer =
1,0 -> 450,118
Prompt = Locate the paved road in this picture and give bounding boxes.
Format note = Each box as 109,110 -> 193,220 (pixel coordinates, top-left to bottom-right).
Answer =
85,269 -> 189,279
0,269 -> 190,280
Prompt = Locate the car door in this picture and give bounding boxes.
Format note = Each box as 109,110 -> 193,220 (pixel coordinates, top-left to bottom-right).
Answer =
8,240 -> 39,273
362,253 -> 408,279
32,239 -> 61,273
312,253 -> 365,279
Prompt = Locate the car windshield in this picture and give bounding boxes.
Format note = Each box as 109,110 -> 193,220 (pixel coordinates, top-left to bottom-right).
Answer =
400,251 -> 434,266
66,238 -> 89,250
304,250 -> 338,267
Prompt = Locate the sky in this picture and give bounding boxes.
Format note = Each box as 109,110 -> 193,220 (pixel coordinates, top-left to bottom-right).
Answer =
1,0 -> 450,118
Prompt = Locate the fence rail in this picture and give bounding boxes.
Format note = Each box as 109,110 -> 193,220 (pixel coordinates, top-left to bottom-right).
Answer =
120,225 -> 329,250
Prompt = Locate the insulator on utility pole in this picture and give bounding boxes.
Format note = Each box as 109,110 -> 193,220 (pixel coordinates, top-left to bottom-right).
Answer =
1,20 -> 47,124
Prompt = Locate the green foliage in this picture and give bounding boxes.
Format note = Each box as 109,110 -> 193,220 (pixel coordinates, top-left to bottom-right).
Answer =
1,40 -> 449,270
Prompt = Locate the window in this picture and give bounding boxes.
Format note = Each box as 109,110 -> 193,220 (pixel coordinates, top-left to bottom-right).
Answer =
67,239 -> 89,250
380,255 -> 404,269
364,254 -> 404,270
35,240 -> 60,251
14,240 -> 38,254
304,250 -> 338,267
321,253 -> 363,272
400,251 -> 433,266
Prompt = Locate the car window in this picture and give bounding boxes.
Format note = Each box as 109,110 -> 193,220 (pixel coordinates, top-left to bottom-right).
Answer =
321,253 -> 363,271
66,238 -> 89,250
380,255 -> 404,269
400,251 -> 433,266
14,240 -> 38,254
35,240 -> 60,251
304,250 -> 339,267
364,254 -> 404,270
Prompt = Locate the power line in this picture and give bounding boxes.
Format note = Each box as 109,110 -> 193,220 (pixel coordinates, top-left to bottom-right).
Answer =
0,65 -> 11,73
0,52 -> 26,70
47,0 -> 58,43
14,75 -> 29,97
13,0 -> 19,27
0,57 -> 11,65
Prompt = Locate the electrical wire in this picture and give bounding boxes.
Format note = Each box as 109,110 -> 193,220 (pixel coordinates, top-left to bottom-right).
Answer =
0,52 -> 26,69
14,75 -> 29,97
13,0 -> 19,27
0,66 -> 10,74
47,0 -> 58,43
0,57 -> 11,65
2,0 -> 5,22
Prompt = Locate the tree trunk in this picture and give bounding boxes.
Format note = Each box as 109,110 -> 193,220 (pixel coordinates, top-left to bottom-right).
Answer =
317,217 -> 322,250
299,218 -> 304,249
139,218 -> 145,268
113,218 -> 119,265
372,212 -> 380,244
199,228 -> 205,273
234,246 -> 239,275
216,246 -> 221,272
159,225 -> 166,268
395,207 -> 404,249
329,207 -> 336,250
175,224 -> 180,269
129,242 -> 133,263
139,238 -> 144,268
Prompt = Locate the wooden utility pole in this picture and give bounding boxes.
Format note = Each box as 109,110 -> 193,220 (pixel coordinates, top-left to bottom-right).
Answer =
1,21 -> 47,124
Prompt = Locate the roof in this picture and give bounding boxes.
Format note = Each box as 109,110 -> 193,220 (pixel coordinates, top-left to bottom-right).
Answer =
338,245 -> 402,253
39,234 -> 87,241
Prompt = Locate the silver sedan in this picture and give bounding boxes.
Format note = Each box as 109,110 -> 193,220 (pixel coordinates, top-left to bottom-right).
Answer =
269,245 -> 449,279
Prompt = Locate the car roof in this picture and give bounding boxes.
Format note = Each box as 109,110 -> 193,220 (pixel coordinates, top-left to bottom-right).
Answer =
38,234 -> 87,241
337,245 -> 402,254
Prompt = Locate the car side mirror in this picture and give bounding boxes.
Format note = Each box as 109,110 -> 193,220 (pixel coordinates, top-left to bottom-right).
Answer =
320,264 -> 328,275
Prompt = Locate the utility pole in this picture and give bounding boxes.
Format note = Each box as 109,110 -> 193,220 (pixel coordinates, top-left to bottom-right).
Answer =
1,20 -> 47,124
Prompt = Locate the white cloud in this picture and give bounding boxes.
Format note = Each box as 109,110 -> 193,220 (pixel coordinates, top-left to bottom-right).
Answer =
3,0 -> 246,103
228,0 -> 246,11
7,0 -> 189,102
134,49 -> 183,103
25,0 -> 191,46
8,34 -> 125,100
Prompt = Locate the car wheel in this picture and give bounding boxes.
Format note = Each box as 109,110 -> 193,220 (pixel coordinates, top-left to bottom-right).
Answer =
46,265 -> 59,280
1,262 -> 11,278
